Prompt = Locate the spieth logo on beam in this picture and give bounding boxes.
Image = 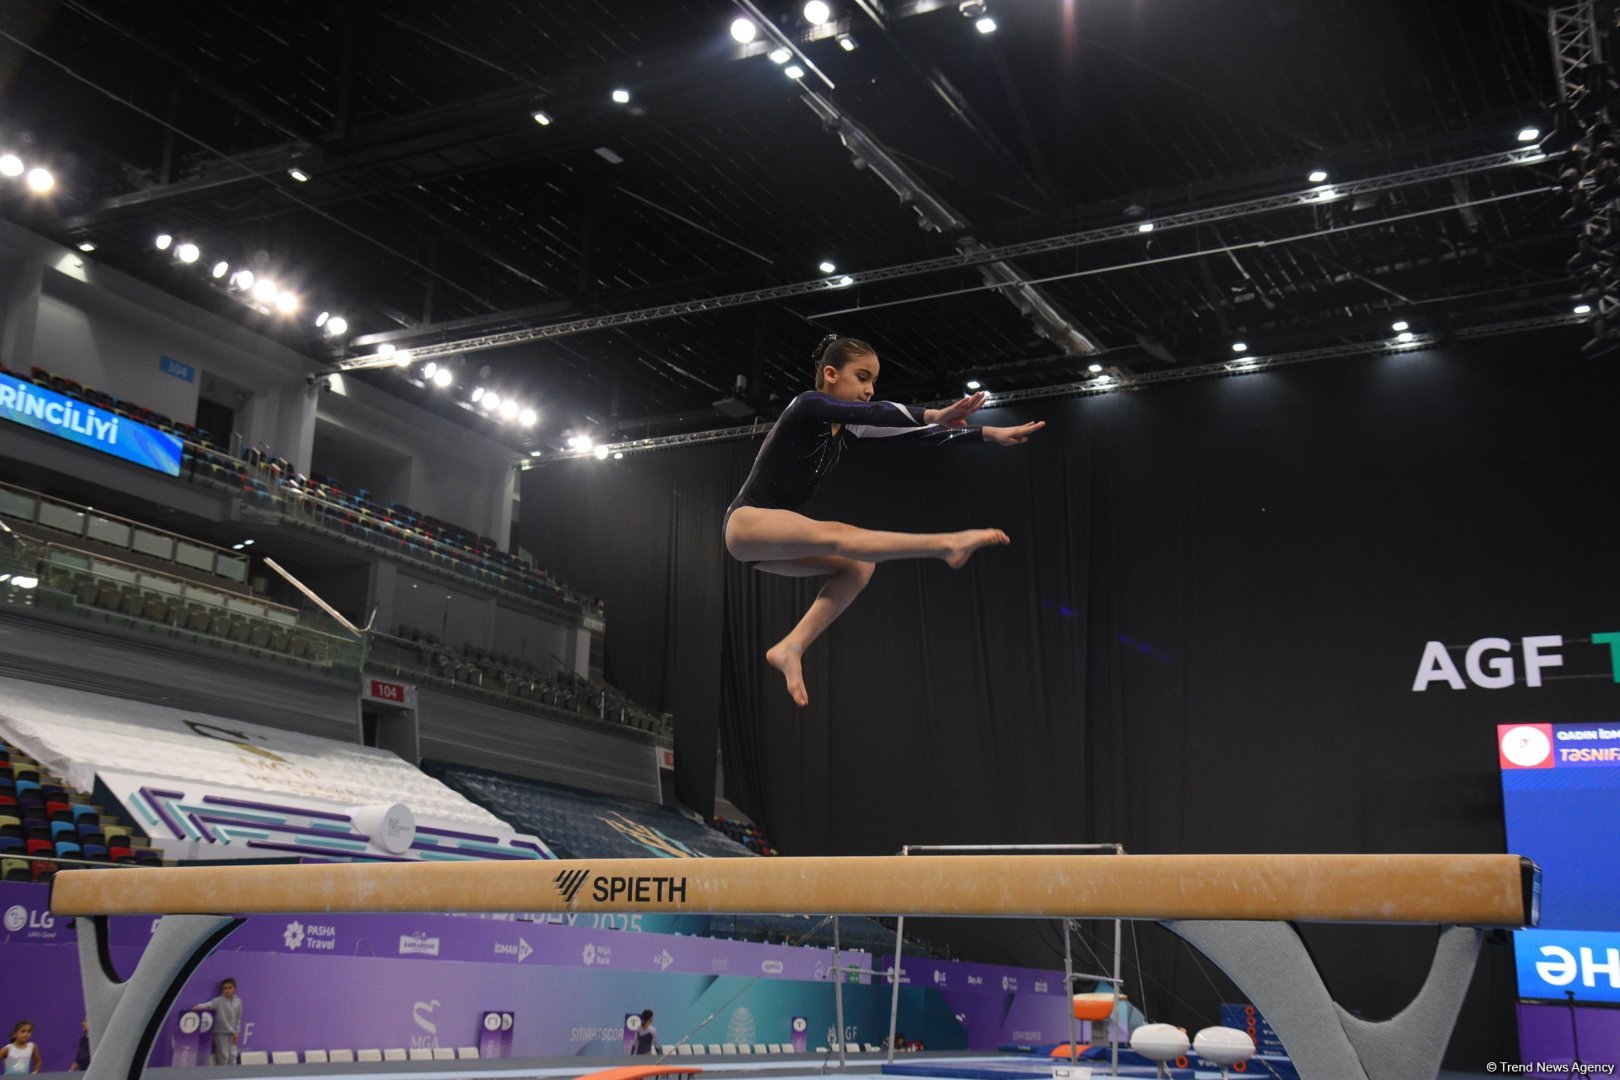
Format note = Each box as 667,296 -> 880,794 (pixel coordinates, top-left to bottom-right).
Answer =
552,868 -> 690,905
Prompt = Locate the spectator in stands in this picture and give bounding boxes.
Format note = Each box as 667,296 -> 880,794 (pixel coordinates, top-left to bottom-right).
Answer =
195,978 -> 242,1065
630,1011 -> 659,1056
69,1019 -> 89,1071
2,1021 -> 40,1074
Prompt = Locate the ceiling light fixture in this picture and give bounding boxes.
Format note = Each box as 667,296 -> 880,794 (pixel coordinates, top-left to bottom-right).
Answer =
520,408 -> 538,426
432,367 -> 452,387
422,361 -> 437,380
499,399 -> 519,420
76,241 -> 96,253
1232,342 -> 1249,353
471,386 -> 486,403
24,167 -> 53,193
230,269 -> 254,290
1575,303 -> 1594,314
315,311 -> 330,328
211,260 -> 229,279
611,89 -> 631,104
175,243 -> 200,264
1391,320 -> 1409,332
768,47 -> 792,64
594,444 -> 611,460
326,316 -> 349,336
483,391 -> 501,411
1395,331 -> 1416,343
1308,169 -> 1329,183
965,380 -> 982,390
1088,363 -> 1103,373
818,260 -> 836,273
0,154 -> 22,178
976,16 -> 997,33
838,33 -> 857,51
155,233 -> 173,251
730,18 -> 758,43
1137,221 -> 1155,233
274,291 -> 299,314
784,64 -> 805,80
804,1 -> 831,25
1517,126 -> 1541,143
287,168 -> 310,182
252,279 -> 278,303
377,343 -> 396,358
531,110 -> 553,126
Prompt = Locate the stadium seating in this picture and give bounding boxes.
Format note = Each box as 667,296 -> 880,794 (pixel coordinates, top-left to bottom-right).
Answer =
714,816 -> 779,856
377,626 -> 672,738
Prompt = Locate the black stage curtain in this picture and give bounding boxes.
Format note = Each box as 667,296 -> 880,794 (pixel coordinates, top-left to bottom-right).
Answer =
521,335 -> 1619,1067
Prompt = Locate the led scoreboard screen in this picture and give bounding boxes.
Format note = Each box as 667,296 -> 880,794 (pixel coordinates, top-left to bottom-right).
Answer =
1499,722 -> 1620,1004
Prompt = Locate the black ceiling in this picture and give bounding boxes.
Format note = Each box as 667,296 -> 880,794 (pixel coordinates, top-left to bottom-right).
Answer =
0,0 -> 1572,449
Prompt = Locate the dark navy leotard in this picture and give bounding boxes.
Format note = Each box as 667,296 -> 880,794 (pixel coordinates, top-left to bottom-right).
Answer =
724,392 -> 983,532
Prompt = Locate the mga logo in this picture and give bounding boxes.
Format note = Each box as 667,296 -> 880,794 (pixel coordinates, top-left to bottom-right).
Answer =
555,868 -> 591,904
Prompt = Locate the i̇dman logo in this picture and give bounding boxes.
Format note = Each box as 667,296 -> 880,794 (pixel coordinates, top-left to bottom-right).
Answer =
555,869 -> 591,904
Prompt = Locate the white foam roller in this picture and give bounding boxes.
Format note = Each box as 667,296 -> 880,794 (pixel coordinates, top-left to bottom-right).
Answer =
1130,1023 -> 1190,1062
1193,1026 -> 1256,1066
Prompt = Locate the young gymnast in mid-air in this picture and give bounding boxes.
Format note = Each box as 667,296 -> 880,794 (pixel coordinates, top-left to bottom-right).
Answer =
724,334 -> 1044,706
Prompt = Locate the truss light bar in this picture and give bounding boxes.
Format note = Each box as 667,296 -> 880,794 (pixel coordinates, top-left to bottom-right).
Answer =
326,147 -> 1556,372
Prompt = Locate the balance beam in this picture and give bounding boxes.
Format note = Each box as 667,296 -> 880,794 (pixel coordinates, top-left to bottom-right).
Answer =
54,853 -> 1539,1080
48,852 -> 1538,926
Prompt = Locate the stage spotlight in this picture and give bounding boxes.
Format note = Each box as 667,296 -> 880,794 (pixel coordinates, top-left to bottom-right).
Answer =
1576,303 -> 1593,314
785,65 -> 805,79
1137,221 -> 1155,233
1518,126 -> 1541,143
818,260 -> 836,273
230,269 -> 254,290
1231,341 -> 1249,353
25,167 -> 53,193
499,399 -> 519,420
1396,331 -> 1416,343
275,291 -> 299,314
287,168 -> 310,182
483,391 -> 501,411
532,110 -> 553,126
77,241 -> 97,253
422,362 -> 437,380
471,386 -> 486,402
613,452 -> 624,460
769,47 -> 792,64
612,89 -> 631,104
1088,363 -> 1103,373
155,233 -> 173,251
252,279 -> 278,303
176,242 -> 200,264
804,1 -> 831,25
1391,320 -> 1409,332
519,407 -> 537,426
966,380 -> 982,390
212,261 -> 230,279
0,154 -> 22,177
731,18 -> 757,43
377,342 -> 396,358
594,444 -> 610,460
1308,169 -> 1328,183
838,34 -> 857,51
976,16 -> 997,33
835,275 -> 854,287
316,311 -> 330,328
326,316 -> 349,336
433,367 -> 452,388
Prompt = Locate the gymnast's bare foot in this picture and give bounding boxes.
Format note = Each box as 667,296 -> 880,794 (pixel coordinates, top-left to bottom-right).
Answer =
943,529 -> 1010,569
766,641 -> 809,707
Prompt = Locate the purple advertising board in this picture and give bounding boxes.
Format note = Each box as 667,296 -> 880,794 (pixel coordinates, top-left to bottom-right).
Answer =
3,881 -> 1032,1067
1516,1003 -> 1620,1068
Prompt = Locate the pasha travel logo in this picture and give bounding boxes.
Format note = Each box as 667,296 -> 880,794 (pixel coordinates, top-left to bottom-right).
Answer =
1412,632 -> 1620,691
